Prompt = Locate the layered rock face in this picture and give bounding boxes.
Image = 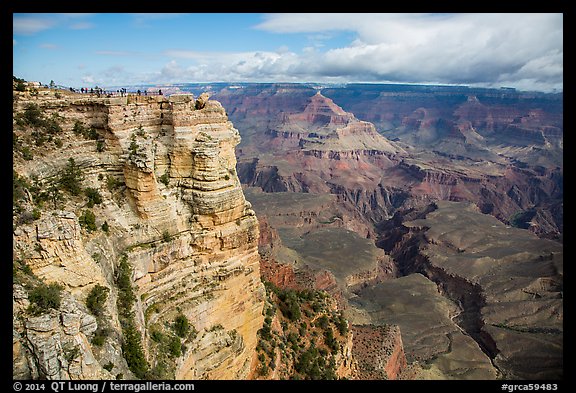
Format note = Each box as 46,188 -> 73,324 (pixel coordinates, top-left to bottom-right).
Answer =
13,285 -> 111,380
351,324 -> 407,380
378,201 -> 563,379
13,90 -> 264,379
234,92 -> 407,228
212,84 -> 562,240
206,83 -> 563,380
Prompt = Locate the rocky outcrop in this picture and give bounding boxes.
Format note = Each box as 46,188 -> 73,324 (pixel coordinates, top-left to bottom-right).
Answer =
380,201 -> 563,379
13,90 -> 265,380
13,285 -> 113,380
351,324 -> 407,380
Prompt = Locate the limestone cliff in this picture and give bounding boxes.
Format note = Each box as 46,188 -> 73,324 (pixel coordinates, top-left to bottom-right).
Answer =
13,87 -> 265,379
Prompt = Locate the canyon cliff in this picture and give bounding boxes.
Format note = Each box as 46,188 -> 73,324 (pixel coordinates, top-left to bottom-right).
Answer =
207,83 -> 562,379
13,88 -> 265,379
212,83 -> 562,242
14,81 -> 562,381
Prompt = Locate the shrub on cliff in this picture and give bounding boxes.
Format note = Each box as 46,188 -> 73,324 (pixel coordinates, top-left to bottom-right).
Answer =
15,104 -> 62,138
85,187 -> 103,208
278,290 -> 301,321
167,335 -> 182,358
21,103 -> 44,128
295,343 -> 337,380
122,321 -> 149,379
334,312 -> 348,335
59,158 -> 84,196
115,255 -> 149,378
14,76 -> 26,92
173,314 -> 190,338
116,255 -> 136,320
73,120 -> 99,140
27,282 -> 63,315
86,284 -> 109,316
79,209 -> 97,232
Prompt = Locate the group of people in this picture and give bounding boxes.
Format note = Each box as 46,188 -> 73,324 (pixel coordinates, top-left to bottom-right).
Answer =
72,87 -> 163,97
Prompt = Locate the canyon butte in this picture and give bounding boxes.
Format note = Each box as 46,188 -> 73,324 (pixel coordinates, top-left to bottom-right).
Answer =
13,80 -> 562,380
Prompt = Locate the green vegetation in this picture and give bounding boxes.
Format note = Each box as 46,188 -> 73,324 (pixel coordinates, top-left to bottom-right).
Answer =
86,284 -> 111,347
167,335 -> 182,358
135,125 -> 146,138
19,103 -> 44,128
116,254 -> 149,379
14,103 -> 63,150
59,158 -> 84,196
255,280 -> 346,379
21,146 -> 33,160
85,187 -> 103,208
151,329 -> 164,343
295,343 -> 337,380
173,314 -> 190,338
72,120 -> 99,140
106,175 -> 123,192
96,139 -> 105,152
122,322 -> 149,378
162,230 -> 172,243
101,221 -> 110,233
79,209 -> 97,232
27,282 -> 63,316
334,311 -> 348,335
64,344 -> 80,363
146,315 -> 198,380
13,170 -> 30,212
146,360 -> 173,380
86,284 -> 109,316
14,76 -> 26,92
128,133 -> 143,161
159,173 -> 170,186
13,259 -> 36,285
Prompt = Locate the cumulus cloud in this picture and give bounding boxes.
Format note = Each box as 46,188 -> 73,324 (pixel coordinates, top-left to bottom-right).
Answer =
154,50 -> 304,83
36,13 -> 560,92
232,13 -> 561,91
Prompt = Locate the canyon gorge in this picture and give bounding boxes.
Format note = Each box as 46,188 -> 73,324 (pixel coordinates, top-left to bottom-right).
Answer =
13,81 -> 563,380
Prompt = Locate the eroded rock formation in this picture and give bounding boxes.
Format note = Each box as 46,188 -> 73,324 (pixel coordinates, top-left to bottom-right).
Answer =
13,90 -> 264,379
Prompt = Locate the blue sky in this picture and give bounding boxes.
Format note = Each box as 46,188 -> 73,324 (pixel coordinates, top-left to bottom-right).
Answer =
13,13 -> 563,92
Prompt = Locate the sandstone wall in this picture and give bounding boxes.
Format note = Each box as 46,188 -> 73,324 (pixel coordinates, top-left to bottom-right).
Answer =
13,91 -> 265,379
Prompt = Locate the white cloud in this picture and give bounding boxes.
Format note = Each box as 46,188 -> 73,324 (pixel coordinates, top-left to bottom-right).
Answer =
249,13 -> 563,91
13,17 -> 56,35
14,13 -> 96,35
41,13 -> 560,92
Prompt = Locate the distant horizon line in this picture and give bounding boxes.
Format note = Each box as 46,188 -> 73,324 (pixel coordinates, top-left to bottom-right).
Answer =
19,77 -> 562,95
